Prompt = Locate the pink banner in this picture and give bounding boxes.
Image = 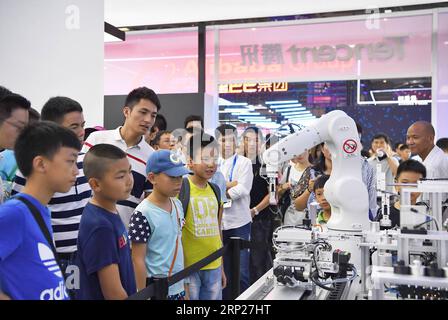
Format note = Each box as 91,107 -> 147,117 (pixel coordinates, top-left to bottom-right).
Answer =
105,14 -> 432,95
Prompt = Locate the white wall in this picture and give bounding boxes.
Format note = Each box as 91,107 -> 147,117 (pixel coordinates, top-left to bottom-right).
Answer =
0,0 -> 104,126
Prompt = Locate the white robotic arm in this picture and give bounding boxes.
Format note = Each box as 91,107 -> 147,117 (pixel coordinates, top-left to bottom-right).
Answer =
263,110 -> 370,232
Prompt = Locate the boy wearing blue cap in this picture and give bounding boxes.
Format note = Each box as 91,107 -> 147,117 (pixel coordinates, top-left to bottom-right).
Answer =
129,150 -> 190,300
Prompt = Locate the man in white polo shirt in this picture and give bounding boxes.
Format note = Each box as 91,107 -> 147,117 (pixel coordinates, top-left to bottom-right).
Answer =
82,87 -> 160,228
215,124 -> 253,300
407,121 -> 448,222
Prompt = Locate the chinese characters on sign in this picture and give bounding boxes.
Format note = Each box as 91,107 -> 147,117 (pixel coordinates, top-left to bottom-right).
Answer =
240,44 -> 284,65
219,82 -> 288,94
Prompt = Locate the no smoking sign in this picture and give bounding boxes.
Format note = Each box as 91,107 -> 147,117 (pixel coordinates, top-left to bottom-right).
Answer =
343,139 -> 358,154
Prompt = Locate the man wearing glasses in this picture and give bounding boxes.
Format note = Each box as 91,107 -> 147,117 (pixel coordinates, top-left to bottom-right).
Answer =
0,93 -> 30,203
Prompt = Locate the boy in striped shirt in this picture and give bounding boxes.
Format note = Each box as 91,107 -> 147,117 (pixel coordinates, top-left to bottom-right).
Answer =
12,97 -> 90,292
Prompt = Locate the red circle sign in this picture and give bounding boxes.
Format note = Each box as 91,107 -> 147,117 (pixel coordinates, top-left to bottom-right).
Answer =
343,139 -> 358,154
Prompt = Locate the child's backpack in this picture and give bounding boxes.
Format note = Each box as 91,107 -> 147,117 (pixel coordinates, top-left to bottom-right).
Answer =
178,177 -> 222,217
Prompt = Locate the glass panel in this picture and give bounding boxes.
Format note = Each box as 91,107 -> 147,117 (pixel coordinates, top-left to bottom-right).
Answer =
217,15 -> 432,83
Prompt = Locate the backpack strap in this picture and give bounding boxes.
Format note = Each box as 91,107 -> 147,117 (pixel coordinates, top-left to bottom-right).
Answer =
179,178 -> 222,219
208,181 -> 222,207
16,196 -> 66,280
178,177 -> 190,218
168,199 -> 181,277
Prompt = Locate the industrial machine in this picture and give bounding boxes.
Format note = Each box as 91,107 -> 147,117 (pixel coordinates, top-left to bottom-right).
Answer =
238,110 -> 448,301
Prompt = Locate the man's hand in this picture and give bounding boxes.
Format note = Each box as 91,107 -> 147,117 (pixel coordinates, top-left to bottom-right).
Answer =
250,208 -> 257,218
221,269 -> 227,289
384,145 -> 394,158
226,181 -> 238,190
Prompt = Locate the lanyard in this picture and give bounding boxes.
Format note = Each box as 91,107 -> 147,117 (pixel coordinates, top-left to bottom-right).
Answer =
169,198 -> 180,277
228,155 -> 238,182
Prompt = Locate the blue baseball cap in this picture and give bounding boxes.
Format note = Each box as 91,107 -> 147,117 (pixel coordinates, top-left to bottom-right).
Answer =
146,150 -> 191,177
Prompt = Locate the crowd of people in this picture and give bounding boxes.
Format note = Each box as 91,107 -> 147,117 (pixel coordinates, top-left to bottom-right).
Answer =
0,85 -> 447,300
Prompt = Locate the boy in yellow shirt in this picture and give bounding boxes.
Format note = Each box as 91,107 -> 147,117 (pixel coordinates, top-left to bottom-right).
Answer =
180,131 -> 226,300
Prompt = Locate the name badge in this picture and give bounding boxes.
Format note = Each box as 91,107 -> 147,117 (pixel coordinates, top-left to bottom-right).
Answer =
223,200 -> 232,209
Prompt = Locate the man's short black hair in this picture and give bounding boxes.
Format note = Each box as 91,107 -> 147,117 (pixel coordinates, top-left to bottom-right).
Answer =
125,87 -> 161,111
243,126 -> 262,136
41,96 -> 83,123
243,126 -> 264,142
84,144 -> 127,180
396,159 -> 426,179
371,133 -> 391,146
265,133 -> 279,149
0,86 -> 12,100
29,108 -> 40,123
394,142 -> 403,151
185,127 -> 195,134
14,121 -> 81,177
172,127 -> 193,146
151,114 -> 167,133
184,115 -> 203,129
181,127 -> 202,146
0,93 -> 31,124
187,131 -> 218,160
398,144 -> 409,151
313,174 -> 330,192
215,124 -> 237,139
436,138 -> 448,151
151,130 -> 172,147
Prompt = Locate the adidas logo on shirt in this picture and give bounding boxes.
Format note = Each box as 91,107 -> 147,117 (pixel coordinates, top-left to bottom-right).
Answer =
39,280 -> 68,300
37,243 -> 69,300
38,243 -> 63,278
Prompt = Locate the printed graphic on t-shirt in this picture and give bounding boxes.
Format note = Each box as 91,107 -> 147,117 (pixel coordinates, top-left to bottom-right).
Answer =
118,232 -> 128,249
190,196 -> 219,238
38,243 -> 62,278
37,242 -> 68,300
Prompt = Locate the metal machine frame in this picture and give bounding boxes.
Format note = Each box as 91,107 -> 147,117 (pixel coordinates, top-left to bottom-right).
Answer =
238,111 -> 448,300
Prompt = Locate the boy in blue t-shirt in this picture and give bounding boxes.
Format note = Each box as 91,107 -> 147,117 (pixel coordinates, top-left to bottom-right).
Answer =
76,144 -> 136,300
129,150 -> 190,300
0,121 -> 81,300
